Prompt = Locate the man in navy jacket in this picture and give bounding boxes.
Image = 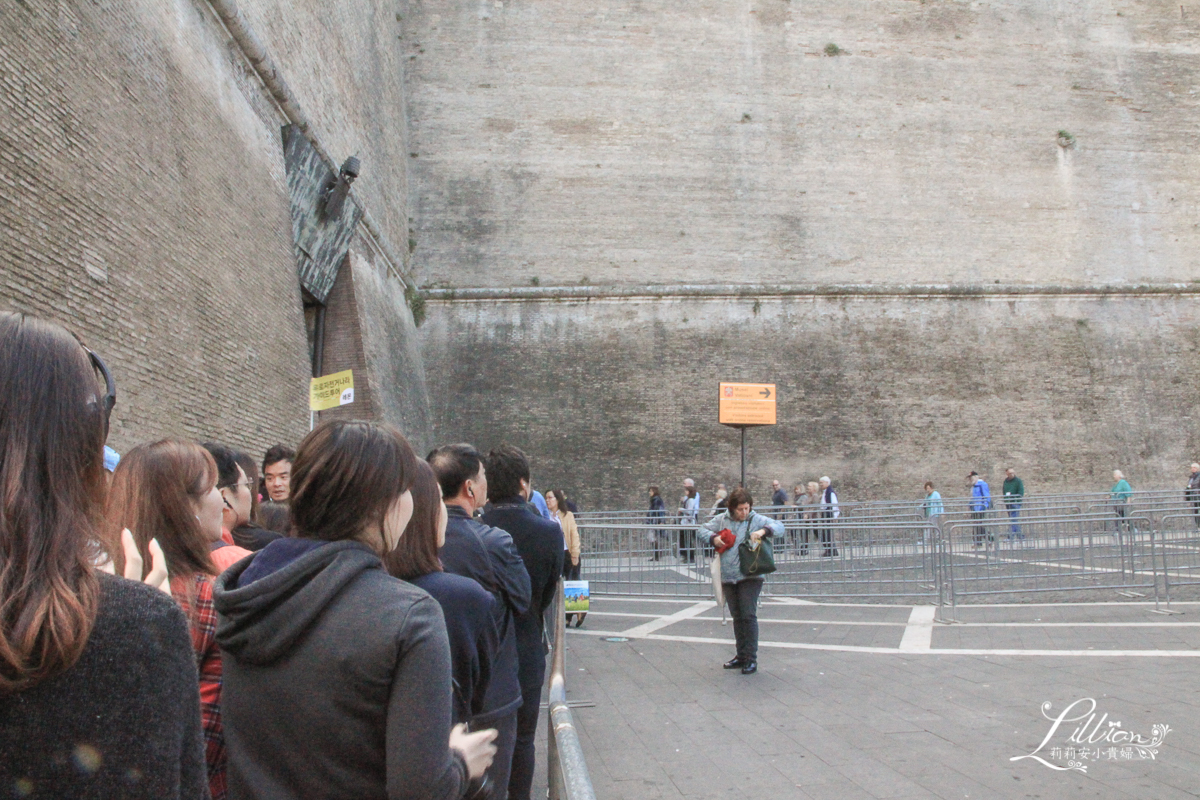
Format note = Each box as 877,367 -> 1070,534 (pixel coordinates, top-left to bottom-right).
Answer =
481,446 -> 564,800
430,444 -> 531,798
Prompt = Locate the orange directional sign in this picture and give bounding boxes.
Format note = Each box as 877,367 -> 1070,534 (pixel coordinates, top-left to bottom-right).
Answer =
718,382 -> 777,426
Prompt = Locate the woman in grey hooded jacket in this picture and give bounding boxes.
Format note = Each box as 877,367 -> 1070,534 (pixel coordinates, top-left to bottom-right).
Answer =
213,420 -> 497,800
699,487 -> 783,674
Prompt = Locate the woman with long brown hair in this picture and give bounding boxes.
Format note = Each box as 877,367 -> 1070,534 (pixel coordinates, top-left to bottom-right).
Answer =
105,439 -> 231,800
0,312 -> 207,798
386,460 -> 506,795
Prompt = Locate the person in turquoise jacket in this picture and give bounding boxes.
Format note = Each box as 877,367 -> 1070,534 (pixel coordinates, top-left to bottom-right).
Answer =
1111,470 -> 1133,532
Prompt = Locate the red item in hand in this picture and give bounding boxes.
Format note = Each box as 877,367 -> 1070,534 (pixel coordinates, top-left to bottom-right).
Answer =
713,529 -> 736,554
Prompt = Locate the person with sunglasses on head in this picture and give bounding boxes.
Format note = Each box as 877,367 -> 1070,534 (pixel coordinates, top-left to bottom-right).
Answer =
200,443 -> 258,566
105,440 -> 237,800
0,312 -> 208,799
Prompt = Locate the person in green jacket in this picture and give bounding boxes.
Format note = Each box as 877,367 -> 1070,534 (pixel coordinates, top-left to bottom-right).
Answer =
1111,470 -> 1133,533
1002,468 -> 1025,540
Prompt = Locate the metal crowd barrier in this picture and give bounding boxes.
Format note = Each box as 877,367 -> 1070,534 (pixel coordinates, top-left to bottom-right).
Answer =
574,489 -> 1199,526
578,502 -> 1200,611
546,577 -> 596,800
1155,514 -> 1200,606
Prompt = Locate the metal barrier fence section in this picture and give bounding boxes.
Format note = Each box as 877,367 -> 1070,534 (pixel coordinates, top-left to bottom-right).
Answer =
578,499 -> 1200,612
546,578 -> 597,800
1156,513 -> 1200,606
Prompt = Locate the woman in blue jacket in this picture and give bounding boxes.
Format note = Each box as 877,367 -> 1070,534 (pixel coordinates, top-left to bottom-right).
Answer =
698,488 -> 784,675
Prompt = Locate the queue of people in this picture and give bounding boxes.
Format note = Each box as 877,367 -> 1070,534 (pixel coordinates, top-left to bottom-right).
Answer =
0,312 -> 570,800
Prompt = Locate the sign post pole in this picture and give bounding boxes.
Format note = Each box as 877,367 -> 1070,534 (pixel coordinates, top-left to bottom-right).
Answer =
740,426 -> 746,488
718,382 -> 776,490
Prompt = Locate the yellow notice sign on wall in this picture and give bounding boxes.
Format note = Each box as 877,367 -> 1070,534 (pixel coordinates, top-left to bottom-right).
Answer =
310,370 -> 355,411
718,382 -> 777,426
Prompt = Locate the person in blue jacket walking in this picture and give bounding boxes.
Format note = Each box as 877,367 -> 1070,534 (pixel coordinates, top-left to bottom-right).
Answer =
969,471 -> 992,548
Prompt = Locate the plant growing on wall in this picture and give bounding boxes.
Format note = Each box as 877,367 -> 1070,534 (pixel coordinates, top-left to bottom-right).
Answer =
1056,129 -> 1076,148
405,285 -> 427,327
824,42 -> 843,56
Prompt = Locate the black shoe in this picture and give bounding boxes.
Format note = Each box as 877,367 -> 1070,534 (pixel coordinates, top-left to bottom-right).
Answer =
741,661 -> 758,675
723,657 -> 744,669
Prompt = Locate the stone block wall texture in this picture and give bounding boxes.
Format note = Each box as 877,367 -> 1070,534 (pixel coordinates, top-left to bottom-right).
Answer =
0,0 -> 428,458
420,293 -> 1200,510
405,0 -> 1200,288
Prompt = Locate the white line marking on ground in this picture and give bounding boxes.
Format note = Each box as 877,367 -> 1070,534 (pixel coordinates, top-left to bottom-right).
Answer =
620,601 -> 716,637
898,606 -> 937,652
664,565 -> 710,582
568,628 -> 1200,657
592,597 -> 702,604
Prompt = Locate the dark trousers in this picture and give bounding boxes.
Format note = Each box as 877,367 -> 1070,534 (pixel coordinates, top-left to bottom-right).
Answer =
650,526 -> 664,560
507,683 -> 542,800
819,515 -> 838,556
678,529 -> 696,562
972,511 -> 989,544
1114,504 -> 1130,533
562,557 -> 580,580
482,711 -> 517,800
724,579 -> 763,662
1192,501 -> 1200,529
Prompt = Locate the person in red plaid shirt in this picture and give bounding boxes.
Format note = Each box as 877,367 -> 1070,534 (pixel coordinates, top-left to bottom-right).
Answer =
105,439 -> 231,800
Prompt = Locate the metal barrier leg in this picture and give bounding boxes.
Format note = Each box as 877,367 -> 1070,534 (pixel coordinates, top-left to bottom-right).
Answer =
1151,529 -> 1183,616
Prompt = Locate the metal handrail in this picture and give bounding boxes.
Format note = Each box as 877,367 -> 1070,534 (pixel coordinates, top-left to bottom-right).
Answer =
546,578 -> 596,800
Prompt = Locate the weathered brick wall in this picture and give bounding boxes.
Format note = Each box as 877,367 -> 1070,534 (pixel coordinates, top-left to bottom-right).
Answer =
318,245 -> 432,451
420,291 -> 1200,509
0,0 -> 428,459
405,0 -> 1200,288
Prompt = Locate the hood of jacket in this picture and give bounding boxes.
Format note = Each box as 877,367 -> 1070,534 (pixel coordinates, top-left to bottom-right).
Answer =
213,538 -> 382,665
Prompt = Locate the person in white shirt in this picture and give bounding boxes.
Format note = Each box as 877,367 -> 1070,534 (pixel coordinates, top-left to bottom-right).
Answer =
818,476 -> 840,557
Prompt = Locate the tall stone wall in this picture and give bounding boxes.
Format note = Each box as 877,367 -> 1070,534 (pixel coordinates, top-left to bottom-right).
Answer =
405,0 -> 1200,288
420,290 -> 1200,509
0,0 -> 428,457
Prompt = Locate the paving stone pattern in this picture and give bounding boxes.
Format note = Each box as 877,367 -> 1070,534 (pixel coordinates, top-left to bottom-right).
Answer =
559,600 -> 1200,799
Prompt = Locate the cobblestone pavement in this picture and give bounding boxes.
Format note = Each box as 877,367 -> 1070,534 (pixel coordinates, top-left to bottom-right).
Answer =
555,598 -> 1200,799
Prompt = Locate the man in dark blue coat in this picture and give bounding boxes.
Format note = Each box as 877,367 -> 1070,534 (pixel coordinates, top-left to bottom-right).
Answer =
481,446 -> 564,800
429,444 -> 531,799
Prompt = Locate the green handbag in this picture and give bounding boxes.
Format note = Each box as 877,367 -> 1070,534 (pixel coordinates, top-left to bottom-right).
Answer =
737,521 -> 777,577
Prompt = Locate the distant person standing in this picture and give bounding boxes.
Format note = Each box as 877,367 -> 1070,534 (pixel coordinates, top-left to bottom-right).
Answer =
647,486 -> 667,561
797,482 -> 821,556
549,490 -> 580,580
678,478 -> 700,563
1111,470 -> 1133,532
969,471 -> 992,547
1187,463 -> 1200,528
529,488 -> 554,521
922,481 -> 944,547
710,483 -> 728,516
770,480 -> 788,514
481,446 -> 564,800
1002,468 -> 1025,540
818,477 -> 839,557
